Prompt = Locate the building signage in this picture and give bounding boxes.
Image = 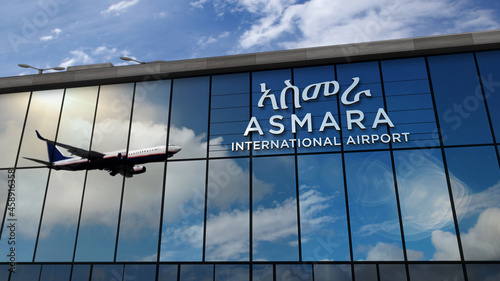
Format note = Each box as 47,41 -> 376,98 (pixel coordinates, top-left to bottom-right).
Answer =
232,78 -> 410,151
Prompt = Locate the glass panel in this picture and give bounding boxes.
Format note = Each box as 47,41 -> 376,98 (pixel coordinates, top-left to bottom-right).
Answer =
250,69 -> 294,156
0,169 -> 47,262
297,154 -> 350,261
0,92 -> 29,168
475,50 -> 500,141
17,89 -> 64,167
91,264 -> 123,281
428,53 -> 493,145
71,264 -> 91,281
124,264 -> 156,281
158,264 -> 178,280
252,156 -> 299,261
215,264 -> 249,281
337,61 -> 390,151
345,151 -> 404,261
275,264 -> 312,281
40,264 -> 71,281
408,264 -> 464,281
394,149 -> 460,260
293,65 -> 341,153
169,76 -> 210,159
179,264 -> 213,281
444,146 -> 500,260
9,264 -> 41,281
381,57 -> 439,148
353,264 -> 377,281
0,264 -> 10,281
0,170 -> 11,243
116,80 -> 171,261
313,264 -> 352,281
379,264 -> 407,281
205,158 -> 249,261
210,73 -> 250,157
161,160 -> 206,261
252,264 -> 273,281
75,83 -> 134,262
36,87 -> 98,262
466,264 -> 500,281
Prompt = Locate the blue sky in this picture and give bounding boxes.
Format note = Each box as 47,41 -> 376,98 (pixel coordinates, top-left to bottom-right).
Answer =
1,0 -> 500,77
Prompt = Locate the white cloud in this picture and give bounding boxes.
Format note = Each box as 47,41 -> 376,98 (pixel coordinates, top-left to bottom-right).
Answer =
59,46 -> 129,68
101,0 -> 141,15
40,28 -> 62,42
364,242 -> 424,261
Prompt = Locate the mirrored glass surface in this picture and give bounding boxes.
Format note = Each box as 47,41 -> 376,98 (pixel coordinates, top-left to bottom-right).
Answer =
466,264 -> 500,281
476,50 -> 500,141
0,169 -> 48,262
313,264 -> 352,281
206,158 -> 249,261
124,264 -> 156,281
0,264 -> 9,281
215,264 -> 249,281
353,264 -> 377,281
394,149 -> 460,261
9,264 -> 41,281
345,151 -> 404,261
252,264 -> 273,281
71,264 -> 91,281
179,264 -> 214,281
428,53 -> 493,145
75,84 -> 134,261
293,65 -> 341,153
210,73 -> 250,157
39,264 -> 71,281
17,89 -> 64,168
252,156 -> 299,261
297,153 -> 350,261
158,264 -> 178,280
444,146 -> 500,260
251,69 -> 295,155
381,57 -> 439,148
275,264 -> 312,281
408,264 -> 464,281
169,77 -> 210,159
0,92 -> 29,168
90,264 -> 123,281
379,264 -> 407,281
161,160 -> 206,261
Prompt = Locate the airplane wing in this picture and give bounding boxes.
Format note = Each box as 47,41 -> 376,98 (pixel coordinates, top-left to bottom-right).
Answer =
23,157 -> 51,166
35,130 -> 105,160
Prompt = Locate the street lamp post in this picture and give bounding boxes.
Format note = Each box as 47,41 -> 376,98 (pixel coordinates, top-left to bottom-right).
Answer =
18,64 -> 65,74
119,57 -> 165,64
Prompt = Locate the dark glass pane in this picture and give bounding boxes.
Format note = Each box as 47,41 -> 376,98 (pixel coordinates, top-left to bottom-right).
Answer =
91,264 -> 123,281
169,76 -> 210,159
205,158 -> 249,261
210,73 -> 250,157
293,65 -> 341,153
466,264 -> 500,281
71,264 -> 91,281
215,264 -> 249,281
0,92 -> 29,168
445,146 -> 500,260
313,264 -> 352,281
158,264 -> 178,280
252,156 -> 299,261
475,50 -> 500,141
275,264 -> 312,281
0,264 -> 10,281
381,57 -> 439,148
345,151 -> 404,261
39,264 -> 71,281
36,87 -> 98,262
408,264 -> 464,281
428,53 -> 493,145
252,264 -> 273,281
179,264 -> 213,281
250,69 -> 294,155
9,264 -> 41,281
353,264 -> 377,281
161,160 -> 206,261
297,154 -> 350,261
394,149 -> 460,260
124,264 -> 156,281
75,84 -> 134,262
379,264 -> 407,281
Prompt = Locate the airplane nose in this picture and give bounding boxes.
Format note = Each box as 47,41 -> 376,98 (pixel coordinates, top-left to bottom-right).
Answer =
170,145 -> 182,153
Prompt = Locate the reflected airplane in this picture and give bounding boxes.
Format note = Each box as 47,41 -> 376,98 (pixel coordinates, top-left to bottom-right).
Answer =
24,130 -> 181,177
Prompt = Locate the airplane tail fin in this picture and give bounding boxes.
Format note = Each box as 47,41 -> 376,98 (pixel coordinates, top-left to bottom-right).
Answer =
36,130 -> 72,162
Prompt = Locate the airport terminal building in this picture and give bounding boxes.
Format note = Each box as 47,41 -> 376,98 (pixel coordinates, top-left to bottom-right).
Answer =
1,30 -> 500,280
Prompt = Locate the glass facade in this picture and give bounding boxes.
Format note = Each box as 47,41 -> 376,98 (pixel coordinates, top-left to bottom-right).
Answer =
0,50 -> 499,280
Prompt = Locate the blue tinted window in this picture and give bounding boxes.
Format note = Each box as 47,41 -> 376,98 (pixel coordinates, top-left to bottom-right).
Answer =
466,264 -> 500,281
215,264 -> 249,281
91,264 -> 123,281
252,264 -> 273,281
353,264 -> 377,281
39,264 -> 71,281
158,264 -> 178,280
275,264 -> 312,281
313,264 -> 352,281
180,264 -> 214,281
428,53 -> 493,145
71,264 -> 91,281
9,264 -> 41,281
475,50 -> 500,142
408,264 -> 464,281
124,264 -> 156,281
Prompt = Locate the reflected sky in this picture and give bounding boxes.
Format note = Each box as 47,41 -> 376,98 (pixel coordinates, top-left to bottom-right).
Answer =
0,92 -> 29,168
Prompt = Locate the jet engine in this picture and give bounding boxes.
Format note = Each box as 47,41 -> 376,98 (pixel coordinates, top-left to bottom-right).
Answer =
131,165 -> 146,174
